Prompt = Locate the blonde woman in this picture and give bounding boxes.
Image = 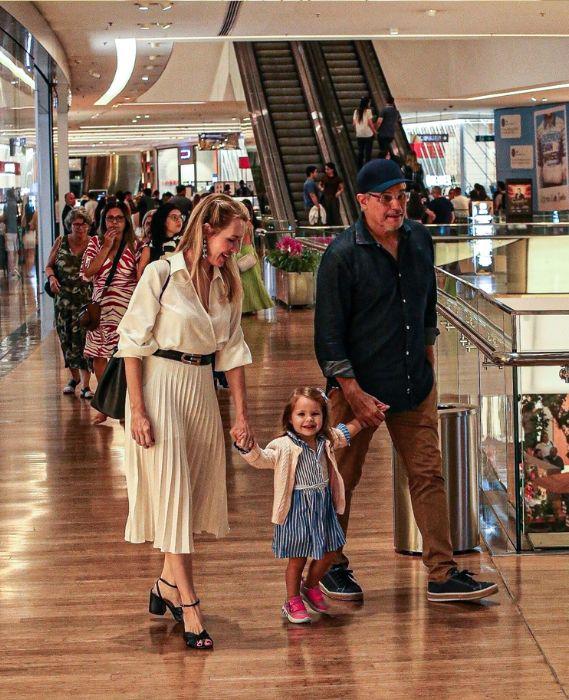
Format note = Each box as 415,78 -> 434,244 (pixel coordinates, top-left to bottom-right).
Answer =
116,195 -> 253,650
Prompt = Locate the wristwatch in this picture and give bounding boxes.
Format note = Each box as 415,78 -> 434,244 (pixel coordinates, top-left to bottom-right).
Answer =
233,441 -> 251,455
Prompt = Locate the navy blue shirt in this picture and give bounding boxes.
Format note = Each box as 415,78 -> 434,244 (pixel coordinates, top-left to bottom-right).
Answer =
429,197 -> 454,224
314,217 -> 438,413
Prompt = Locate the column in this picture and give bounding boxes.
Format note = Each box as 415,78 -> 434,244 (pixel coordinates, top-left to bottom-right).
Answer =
57,81 -> 70,208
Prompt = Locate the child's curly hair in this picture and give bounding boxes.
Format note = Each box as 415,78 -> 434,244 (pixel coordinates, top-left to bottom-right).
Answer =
280,386 -> 334,441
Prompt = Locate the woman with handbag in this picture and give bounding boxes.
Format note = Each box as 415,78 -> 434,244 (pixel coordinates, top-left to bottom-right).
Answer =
115,194 -> 254,650
235,199 -> 273,315
45,207 -> 93,397
81,200 -> 142,423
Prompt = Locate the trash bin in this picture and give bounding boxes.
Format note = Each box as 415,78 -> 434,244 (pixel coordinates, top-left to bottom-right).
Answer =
393,403 -> 479,555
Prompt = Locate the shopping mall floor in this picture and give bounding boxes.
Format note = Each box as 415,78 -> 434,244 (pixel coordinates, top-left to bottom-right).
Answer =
1,273 -> 568,700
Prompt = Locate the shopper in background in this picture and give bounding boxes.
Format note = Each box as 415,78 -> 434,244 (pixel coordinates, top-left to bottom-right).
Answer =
138,203 -> 185,277
192,193 -> 202,210
137,188 -> 156,222
85,192 -> 98,222
152,190 -> 161,208
452,187 -> 471,222
161,191 -> 173,205
235,180 -> 253,197
375,95 -> 400,158
319,162 -> 344,227
493,181 -> 507,217
235,198 -> 273,315
469,183 -> 490,202
22,208 -> 38,274
81,200 -> 142,424
169,184 -> 193,217
116,194 -> 253,651
352,96 -> 376,169
428,186 -> 455,225
403,153 -> 425,192
45,207 -> 93,398
61,192 -> 76,233
406,190 -> 435,224
303,166 -> 320,223
315,158 -> 498,603
1,188 -> 20,276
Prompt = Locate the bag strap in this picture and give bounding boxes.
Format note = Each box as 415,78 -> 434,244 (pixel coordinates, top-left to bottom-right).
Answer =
158,259 -> 171,303
101,239 -> 127,294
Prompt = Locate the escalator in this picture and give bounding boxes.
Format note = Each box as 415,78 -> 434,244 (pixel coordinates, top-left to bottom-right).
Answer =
235,40 -> 409,226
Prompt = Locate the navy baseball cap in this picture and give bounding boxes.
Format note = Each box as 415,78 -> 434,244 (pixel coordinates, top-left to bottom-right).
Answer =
357,158 -> 409,194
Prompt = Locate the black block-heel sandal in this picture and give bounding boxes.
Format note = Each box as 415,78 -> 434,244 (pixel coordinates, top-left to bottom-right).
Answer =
148,577 -> 183,622
181,599 -> 214,650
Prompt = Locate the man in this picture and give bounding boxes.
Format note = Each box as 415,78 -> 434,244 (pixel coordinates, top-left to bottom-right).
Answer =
235,180 -> 253,197
428,186 -> 455,225
169,184 -> 193,217
303,165 -> 320,223
314,159 -> 498,603
61,192 -> 76,233
452,187 -> 470,222
547,447 -> 565,472
375,95 -> 400,158
137,187 -> 156,221
1,188 -> 20,276
84,191 -> 98,221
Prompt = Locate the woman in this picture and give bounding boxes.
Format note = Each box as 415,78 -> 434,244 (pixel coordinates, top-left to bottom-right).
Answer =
352,96 -> 375,169
236,199 -> 273,315
403,153 -> 425,192
319,163 -> 344,226
115,194 -> 253,650
45,207 -> 93,398
137,203 -> 185,277
406,190 -> 435,225
192,193 -> 202,209
81,200 -> 142,423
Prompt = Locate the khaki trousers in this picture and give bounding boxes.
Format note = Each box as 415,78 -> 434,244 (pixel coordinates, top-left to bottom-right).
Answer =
329,384 -> 457,582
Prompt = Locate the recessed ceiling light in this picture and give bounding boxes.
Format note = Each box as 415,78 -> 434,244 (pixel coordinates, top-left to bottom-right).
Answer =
542,98 -> 548,101
136,3 -> 150,11
144,65 -> 154,71
141,75 -> 150,81
389,27 -> 399,36
138,24 -> 150,30
132,119 -> 138,123
531,97 -> 537,102
161,2 -> 173,10
158,22 -> 172,29
426,9 -> 437,17
144,114 -> 150,118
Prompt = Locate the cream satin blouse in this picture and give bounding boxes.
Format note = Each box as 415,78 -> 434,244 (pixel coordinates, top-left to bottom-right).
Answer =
116,252 -> 252,372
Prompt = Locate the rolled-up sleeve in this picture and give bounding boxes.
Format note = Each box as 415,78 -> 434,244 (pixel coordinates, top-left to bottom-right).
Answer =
215,297 -> 252,372
314,247 -> 355,379
115,263 -> 164,358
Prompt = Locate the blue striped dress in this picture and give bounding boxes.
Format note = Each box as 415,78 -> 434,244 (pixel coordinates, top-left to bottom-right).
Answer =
272,431 -> 346,559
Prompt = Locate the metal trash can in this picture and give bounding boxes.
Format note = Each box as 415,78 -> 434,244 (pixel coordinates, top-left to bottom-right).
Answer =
393,403 -> 479,555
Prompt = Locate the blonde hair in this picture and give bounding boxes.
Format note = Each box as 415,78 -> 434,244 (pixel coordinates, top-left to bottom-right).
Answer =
280,386 -> 334,442
177,194 -> 249,303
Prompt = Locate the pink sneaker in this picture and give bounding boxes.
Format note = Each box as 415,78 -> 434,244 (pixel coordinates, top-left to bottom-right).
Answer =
281,595 -> 311,624
300,581 -> 329,613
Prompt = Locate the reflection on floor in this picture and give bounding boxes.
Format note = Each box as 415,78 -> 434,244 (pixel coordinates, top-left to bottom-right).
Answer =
1,305 -> 568,697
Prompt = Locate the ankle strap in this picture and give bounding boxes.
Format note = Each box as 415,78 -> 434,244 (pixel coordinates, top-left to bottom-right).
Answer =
158,577 -> 177,588
180,598 -> 200,608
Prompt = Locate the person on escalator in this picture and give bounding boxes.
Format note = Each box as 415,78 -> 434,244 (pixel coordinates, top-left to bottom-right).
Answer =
303,166 -> 321,224
352,96 -> 376,169
375,95 -> 400,159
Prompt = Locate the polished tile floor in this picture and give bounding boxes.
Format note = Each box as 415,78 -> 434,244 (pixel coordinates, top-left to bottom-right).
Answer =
1,281 -> 568,698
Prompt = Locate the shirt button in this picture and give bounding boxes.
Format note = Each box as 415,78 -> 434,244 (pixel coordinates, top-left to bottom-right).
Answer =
398,273 -> 402,278
407,388 -> 411,394
407,375 -> 411,380
406,351 -> 410,356
402,298 -> 407,303
405,324 -> 410,330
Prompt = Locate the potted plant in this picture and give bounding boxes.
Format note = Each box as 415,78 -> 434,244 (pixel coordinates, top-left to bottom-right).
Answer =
266,236 -> 320,307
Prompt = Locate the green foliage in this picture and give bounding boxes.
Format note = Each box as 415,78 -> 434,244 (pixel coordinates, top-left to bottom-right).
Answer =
267,247 -> 320,273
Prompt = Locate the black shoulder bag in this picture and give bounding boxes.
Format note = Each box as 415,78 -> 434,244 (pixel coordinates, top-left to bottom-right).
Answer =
91,260 -> 171,420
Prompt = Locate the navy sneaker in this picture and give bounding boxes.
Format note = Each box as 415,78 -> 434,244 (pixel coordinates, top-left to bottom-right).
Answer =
427,569 -> 498,602
319,565 -> 363,601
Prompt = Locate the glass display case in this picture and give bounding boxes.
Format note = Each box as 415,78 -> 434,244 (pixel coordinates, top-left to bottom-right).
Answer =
434,235 -> 569,552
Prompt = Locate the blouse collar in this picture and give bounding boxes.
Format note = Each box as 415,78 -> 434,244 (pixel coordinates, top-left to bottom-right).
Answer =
168,251 -> 223,281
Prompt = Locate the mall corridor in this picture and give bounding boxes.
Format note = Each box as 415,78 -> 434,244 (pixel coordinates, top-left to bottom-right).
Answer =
0,276 -> 567,699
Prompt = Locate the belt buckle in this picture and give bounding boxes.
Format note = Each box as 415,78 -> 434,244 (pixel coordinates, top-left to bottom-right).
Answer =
181,353 -> 200,365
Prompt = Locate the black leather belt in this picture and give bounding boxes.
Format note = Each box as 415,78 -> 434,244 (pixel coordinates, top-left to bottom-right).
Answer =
153,350 -> 215,366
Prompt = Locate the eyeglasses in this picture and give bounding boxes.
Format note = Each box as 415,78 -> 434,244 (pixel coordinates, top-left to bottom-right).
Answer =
71,221 -> 88,227
367,191 -> 409,206
105,215 -> 125,223
167,214 -> 185,223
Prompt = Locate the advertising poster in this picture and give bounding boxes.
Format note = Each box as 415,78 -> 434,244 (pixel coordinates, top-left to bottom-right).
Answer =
506,179 -> 533,222
500,114 -> 521,138
535,105 -> 569,211
510,145 -> 534,169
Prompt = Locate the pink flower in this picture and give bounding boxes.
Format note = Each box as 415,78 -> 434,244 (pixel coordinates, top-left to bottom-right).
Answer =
277,236 -> 303,256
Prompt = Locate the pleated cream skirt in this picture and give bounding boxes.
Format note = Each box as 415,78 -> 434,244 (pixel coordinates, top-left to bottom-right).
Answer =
123,355 -> 228,553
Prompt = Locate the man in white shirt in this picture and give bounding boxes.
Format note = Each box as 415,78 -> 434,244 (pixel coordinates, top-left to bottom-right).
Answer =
452,187 -> 470,222
85,192 -> 98,221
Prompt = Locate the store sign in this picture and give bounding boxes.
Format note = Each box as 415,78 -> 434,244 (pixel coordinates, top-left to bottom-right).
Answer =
0,161 -> 21,175
417,133 -> 448,142
506,178 -> 533,222
179,147 -> 194,163
198,132 -> 240,150
475,134 -> 495,142
510,145 -> 534,170
500,114 -> 521,139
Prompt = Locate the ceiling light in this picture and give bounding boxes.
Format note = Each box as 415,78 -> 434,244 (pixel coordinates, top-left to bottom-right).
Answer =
426,9 -> 437,16
144,114 -> 150,118
89,69 -> 101,79
132,119 -> 138,123
141,75 -> 150,81
148,55 -> 157,61
144,65 -> 154,70
158,22 -> 172,29
460,82 -> 569,101
542,98 -> 548,102
94,38 -> 137,106
138,24 -> 150,30
136,3 -> 150,10
389,27 -> 399,36
531,97 -> 537,102
161,2 -> 173,10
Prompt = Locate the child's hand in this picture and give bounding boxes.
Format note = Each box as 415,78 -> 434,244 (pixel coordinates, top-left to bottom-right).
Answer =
236,434 -> 250,450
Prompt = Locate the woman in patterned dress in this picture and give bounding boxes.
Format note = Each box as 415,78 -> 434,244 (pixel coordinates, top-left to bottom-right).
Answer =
81,200 -> 142,423
45,207 -> 93,397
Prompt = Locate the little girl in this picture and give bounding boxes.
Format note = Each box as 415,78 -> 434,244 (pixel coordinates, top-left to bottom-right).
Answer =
235,386 -> 361,623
